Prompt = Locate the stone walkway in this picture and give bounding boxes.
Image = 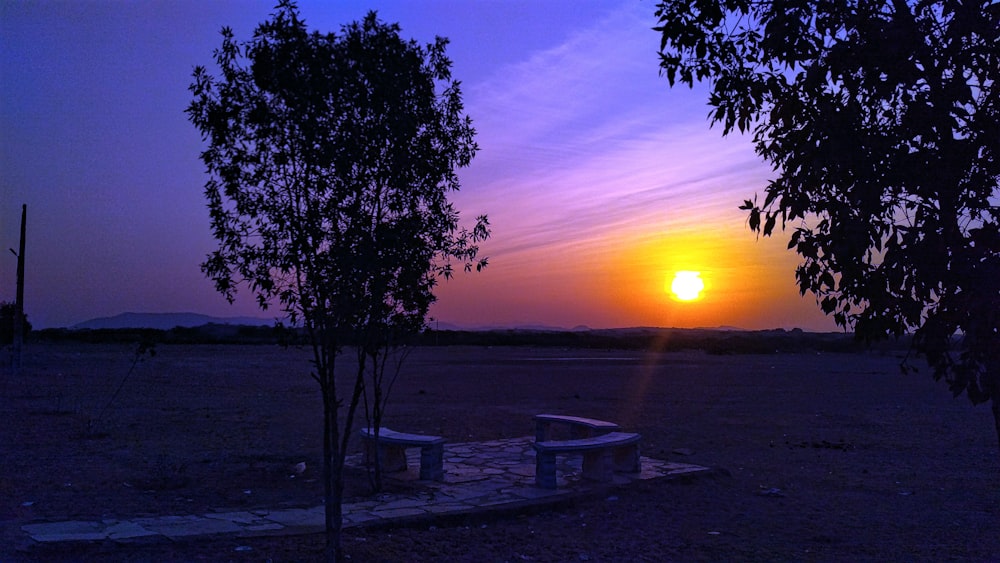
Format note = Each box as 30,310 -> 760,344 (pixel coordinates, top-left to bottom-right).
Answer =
20,437 -> 708,545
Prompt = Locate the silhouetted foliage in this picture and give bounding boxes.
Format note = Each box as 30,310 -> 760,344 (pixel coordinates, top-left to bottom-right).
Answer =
655,0 -> 1000,448
186,2 -> 487,559
0,301 -> 31,345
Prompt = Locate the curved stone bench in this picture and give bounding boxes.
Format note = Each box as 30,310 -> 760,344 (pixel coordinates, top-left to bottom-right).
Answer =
533,413 -> 621,442
359,427 -> 445,481
533,431 -> 641,489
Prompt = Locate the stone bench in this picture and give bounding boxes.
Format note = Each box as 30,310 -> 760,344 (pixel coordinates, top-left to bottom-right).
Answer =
533,413 -> 621,442
358,427 -> 445,481
533,431 -> 642,489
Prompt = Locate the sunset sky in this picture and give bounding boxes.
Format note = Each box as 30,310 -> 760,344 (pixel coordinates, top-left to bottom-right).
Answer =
1,0 -> 839,332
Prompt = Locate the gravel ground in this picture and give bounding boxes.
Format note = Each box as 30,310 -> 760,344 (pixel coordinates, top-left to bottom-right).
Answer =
2,341 -> 998,561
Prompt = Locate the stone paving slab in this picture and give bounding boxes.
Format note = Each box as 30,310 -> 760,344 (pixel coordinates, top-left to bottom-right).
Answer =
20,436 -> 709,546
21,521 -> 111,543
103,520 -> 163,541
133,514 -> 245,539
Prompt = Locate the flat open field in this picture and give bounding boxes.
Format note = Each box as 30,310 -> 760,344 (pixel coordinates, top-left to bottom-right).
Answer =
2,341 -> 998,561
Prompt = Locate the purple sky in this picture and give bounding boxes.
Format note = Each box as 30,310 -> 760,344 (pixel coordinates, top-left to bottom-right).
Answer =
1,0 -> 839,331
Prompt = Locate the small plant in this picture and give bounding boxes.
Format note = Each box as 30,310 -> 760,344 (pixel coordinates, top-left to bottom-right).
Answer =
361,342 -> 412,492
88,338 -> 157,435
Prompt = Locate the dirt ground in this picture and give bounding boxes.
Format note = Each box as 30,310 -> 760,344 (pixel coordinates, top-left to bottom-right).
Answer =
2,341 -> 998,561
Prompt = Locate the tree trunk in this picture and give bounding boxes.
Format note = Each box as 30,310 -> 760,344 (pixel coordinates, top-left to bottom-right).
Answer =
11,204 -> 25,375
990,359 -> 1000,458
321,373 -> 343,563
992,397 -> 1000,457
372,352 -> 384,491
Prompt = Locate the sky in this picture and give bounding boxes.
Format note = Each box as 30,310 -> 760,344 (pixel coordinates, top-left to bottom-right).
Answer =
0,0 -> 839,332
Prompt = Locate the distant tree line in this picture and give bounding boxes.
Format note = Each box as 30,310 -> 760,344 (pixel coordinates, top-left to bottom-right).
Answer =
31,324 -> 294,346
0,301 -> 31,345
419,328 -> 899,354
26,323 -> 903,355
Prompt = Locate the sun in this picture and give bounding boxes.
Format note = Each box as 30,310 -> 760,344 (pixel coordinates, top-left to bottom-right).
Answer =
669,271 -> 705,301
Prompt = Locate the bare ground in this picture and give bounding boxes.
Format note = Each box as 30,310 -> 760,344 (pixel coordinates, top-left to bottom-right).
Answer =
2,341 -> 998,561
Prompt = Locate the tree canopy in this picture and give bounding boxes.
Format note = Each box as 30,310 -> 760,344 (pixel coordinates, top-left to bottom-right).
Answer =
189,5 -> 487,337
187,3 -> 487,559
655,0 -> 1000,445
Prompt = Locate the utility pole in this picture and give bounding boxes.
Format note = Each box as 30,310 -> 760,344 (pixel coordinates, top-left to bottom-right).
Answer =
11,204 -> 26,374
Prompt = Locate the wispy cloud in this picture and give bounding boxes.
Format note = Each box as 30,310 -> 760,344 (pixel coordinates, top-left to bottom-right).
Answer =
431,3 -> 838,330
456,3 -> 771,266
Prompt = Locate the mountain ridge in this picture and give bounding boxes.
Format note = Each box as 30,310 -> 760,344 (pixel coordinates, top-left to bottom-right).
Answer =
71,312 -> 276,330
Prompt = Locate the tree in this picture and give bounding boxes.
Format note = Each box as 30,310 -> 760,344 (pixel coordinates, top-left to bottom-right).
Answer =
186,3 -> 488,560
1,301 -> 31,345
654,0 -> 1000,449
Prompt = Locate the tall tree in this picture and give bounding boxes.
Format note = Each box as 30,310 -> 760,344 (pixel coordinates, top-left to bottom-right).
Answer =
654,0 -> 1000,448
187,3 -> 488,560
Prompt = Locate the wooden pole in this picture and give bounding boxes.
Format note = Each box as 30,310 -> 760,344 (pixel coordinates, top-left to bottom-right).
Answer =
12,204 -> 25,374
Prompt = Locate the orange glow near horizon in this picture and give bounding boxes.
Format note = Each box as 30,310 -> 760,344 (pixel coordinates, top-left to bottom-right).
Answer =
430,222 -> 841,332
596,226 -> 810,329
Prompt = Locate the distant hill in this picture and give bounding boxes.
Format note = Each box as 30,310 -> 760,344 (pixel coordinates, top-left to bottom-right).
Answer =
429,322 -> 591,332
72,312 -> 276,330
70,315 -> 582,332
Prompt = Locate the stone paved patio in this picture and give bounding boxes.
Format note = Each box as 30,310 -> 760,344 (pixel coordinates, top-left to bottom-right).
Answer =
20,437 -> 708,545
